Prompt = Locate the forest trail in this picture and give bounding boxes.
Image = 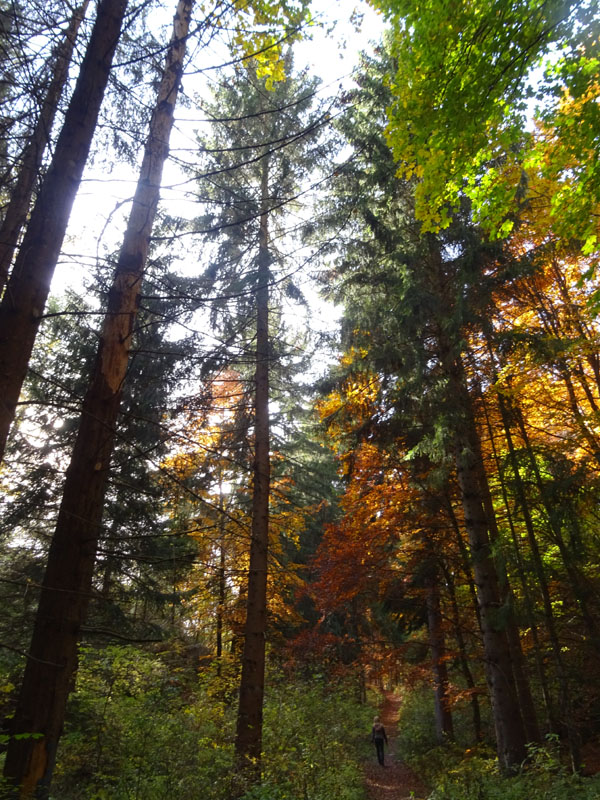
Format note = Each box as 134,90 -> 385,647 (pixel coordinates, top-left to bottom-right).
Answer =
364,692 -> 429,800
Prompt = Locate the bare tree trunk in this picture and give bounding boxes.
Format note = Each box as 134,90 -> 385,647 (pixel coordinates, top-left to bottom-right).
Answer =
425,560 -> 454,742
475,364 -> 555,735
0,0 -> 127,464
469,390 -> 540,744
235,155 -> 271,782
2,3 -> 191,795
216,483 -> 226,673
437,361 -> 527,767
0,0 -> 90,295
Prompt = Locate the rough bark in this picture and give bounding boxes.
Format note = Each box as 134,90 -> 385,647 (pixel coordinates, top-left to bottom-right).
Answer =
448,359 -> 528,771
0,0 -> 127,464
2,2 -> 191,795
0,0 -> 90,295
475,364 -> 555,735
469,394 -> 540,744
235,156 -> 271,780
216,484 -> 226,672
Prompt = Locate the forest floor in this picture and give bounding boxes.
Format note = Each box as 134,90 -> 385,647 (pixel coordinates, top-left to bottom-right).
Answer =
364,692 -> 430,800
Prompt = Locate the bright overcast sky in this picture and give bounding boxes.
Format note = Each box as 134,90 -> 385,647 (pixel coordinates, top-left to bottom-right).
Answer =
58,1 -> 385,298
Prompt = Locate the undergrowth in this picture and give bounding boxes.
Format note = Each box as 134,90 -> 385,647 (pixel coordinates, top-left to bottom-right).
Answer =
39,646 -> 371,800
394,683 -> 600,800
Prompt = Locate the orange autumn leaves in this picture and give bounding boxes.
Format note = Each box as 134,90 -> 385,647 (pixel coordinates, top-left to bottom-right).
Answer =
310,214 -> 600,664
160,370 -> 309,641
314,361 -> 423,618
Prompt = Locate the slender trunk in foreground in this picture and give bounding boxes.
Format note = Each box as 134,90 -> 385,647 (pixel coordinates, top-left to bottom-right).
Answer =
235,156 -> 271,783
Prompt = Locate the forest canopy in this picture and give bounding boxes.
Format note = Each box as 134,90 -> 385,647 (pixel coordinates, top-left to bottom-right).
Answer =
0,0 -> 600,798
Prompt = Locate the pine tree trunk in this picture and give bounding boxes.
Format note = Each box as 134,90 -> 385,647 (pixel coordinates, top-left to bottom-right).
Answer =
2,3 -> 191,795
216,484 -> 226,671
474,365 -> 556,735
510,401 -> 588,768
469,400 -> 540,744
424,238 -> 526,763
498,395 -> 569,732
0,0 -> 90,295
0,0 -> 127,465
235,156 -> 271,781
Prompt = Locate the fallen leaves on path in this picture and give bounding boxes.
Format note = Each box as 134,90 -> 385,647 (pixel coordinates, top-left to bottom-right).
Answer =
364,692 -> 429,800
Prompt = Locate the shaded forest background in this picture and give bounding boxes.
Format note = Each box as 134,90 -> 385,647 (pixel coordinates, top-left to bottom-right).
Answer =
0,0 -> 600,798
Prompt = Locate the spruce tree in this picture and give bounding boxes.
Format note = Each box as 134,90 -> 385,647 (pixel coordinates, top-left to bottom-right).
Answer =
190,52 -> 328,784
0,0 -> 128,463
316,45 -> 531,770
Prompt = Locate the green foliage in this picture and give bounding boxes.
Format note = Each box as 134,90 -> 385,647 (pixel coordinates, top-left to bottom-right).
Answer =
368,0 -> 600,247
255,674 -> 370,800
228,0 -> 312,90
394,683 -> 493,768
394,684 -> 600,800
52,645 -> 235,800
427,747 -> 600,800
43,647 -> 369,800
394,684 -> 441,760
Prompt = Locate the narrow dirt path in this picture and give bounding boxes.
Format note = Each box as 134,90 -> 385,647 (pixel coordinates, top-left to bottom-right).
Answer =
364,692 -> 429,800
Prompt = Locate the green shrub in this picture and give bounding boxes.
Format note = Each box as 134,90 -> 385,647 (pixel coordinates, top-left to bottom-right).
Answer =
394,683 -> 600,800
48,647 -> 370,800
427,748 -> 600,800
52,645 -> 235,800
247,672 -> 370,800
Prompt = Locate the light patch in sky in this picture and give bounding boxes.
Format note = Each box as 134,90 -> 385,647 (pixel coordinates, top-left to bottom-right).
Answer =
53,0 -> 385,380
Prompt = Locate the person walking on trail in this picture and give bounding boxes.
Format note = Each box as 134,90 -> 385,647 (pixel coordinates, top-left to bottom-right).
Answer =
371,715 -> 388,766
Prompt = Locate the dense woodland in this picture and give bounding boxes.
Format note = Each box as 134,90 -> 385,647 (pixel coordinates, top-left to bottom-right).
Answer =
0,0 -> 599,798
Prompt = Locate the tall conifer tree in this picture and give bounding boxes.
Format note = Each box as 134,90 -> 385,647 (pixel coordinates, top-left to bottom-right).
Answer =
2,1 -> 192,793
316,45 -> 530,770
191,53 -> 327,784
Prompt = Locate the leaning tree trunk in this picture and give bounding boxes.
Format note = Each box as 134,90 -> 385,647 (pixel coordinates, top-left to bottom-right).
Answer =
0,0 -> 90,295
235,155 -> 271,784
2,2 -> 192,795
0,0 -> 127,465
